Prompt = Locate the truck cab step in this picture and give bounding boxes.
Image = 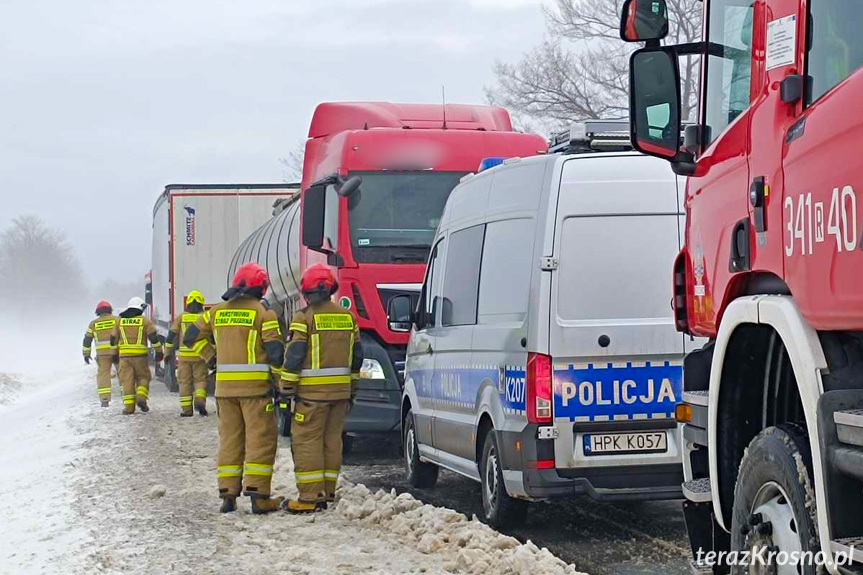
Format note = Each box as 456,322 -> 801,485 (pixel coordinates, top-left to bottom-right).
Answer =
682,477 -> 712,503
688,559 -> 713,575
683,390 -> 709,407
835,410 -> 863,447
832,537 -> 863,565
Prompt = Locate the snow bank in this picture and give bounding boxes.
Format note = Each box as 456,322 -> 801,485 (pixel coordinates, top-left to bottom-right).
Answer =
0,373 -> 23,405
337,484 -> 584,575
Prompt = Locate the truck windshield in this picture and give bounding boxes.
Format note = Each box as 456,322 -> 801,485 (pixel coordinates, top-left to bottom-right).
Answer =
347,171 -> 466,264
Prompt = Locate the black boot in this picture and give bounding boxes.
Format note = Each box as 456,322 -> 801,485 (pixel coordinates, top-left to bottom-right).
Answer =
137,400 -> 149,413
220,496 -> 237,513
180,412 -> 193,418
100,400 -> 110,408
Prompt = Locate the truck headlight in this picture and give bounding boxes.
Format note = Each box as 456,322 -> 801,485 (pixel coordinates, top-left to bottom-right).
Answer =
360,358 -> 386,380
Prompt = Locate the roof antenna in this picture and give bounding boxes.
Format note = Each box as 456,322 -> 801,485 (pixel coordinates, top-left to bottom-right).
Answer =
441,85 -> 448,130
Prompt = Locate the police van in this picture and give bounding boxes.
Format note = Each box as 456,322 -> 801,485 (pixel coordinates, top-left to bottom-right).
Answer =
387,121 -> 697,526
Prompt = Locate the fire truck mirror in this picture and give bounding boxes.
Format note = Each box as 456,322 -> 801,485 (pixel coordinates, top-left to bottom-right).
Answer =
629,47 -> 681,160
302,183 -> 327,252
619,0 -> 668,43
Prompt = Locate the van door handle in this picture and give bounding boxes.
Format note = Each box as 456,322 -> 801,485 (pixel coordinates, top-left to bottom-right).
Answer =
425,344 -> 434,355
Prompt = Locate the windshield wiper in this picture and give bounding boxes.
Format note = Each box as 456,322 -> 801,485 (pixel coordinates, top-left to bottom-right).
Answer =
390,252 -> 428,263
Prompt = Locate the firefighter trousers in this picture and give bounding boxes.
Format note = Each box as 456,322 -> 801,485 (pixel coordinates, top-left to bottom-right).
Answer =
177,360 -> 208,414
96,356 -> 115,402
216,397 -> 278,498
291,399 -> 349,503
119,356 -> 151,413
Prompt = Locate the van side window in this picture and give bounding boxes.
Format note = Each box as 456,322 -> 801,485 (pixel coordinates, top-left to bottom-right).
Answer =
418,238 -> 445,329
478,218 -> 533,323
807,0 -> 863,105
703,0 -> 754,144
441,225 -> 485,327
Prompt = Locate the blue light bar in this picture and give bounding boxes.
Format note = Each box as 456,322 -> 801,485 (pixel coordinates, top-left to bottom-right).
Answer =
478,157 -> 507,172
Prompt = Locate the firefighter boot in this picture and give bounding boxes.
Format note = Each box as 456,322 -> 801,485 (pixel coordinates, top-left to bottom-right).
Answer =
100,399 -> 110,408
180,412 -> 193,418
220,496 -> 237,513
250,495 -> 285,515
195,399 -> 208,417
282,499 -> 326,514
137,400 -> 150,413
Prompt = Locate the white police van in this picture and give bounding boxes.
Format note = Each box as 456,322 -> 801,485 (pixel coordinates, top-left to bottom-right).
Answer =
387,121 -> 698,526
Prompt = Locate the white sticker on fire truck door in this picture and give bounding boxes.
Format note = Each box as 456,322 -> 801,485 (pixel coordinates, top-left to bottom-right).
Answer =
766,15 -> 796,70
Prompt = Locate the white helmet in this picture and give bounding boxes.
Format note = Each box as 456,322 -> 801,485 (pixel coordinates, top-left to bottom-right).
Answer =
126,296 -> 147,312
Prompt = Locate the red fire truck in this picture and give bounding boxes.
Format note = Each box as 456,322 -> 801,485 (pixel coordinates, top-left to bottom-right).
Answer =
621,0 -> 863,572
259,102 -> 547,435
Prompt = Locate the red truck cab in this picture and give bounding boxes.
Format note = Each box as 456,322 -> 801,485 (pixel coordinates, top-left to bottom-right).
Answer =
298,102 -> 547,434
622,0 -> 863,572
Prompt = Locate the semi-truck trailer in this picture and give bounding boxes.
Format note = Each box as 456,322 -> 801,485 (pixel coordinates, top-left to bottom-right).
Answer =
621,0 -> 863,572
149,184 -> 298,388
229,102 -> 548,435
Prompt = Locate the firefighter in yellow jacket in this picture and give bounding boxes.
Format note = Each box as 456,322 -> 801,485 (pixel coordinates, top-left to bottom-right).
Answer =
111,297 -> 164,414
82,300 -> 119,407
185,263 -> 285,514
165,290 -> 211,417
281,263 -> 363,513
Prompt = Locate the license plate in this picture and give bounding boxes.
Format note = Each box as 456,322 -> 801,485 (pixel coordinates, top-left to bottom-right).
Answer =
583,431 -> 667,455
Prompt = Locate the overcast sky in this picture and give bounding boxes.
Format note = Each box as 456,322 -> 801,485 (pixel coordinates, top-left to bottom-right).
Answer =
0,0 -> 546,286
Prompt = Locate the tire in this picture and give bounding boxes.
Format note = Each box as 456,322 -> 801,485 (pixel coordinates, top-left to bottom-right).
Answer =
480,431 -> 528,528
342,433 -> 354,457
279,410 -> 291,437
730,424 -> 819,575
404,410 -> 438,488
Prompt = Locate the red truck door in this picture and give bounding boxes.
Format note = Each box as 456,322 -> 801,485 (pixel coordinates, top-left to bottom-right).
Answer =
780,0 -> 863,330
686,0 -> 756,335
746,0 -> 795,283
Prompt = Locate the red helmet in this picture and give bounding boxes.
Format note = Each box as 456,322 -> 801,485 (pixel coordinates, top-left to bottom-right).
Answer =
232,262 -> 269,295
300,263 -> 337,294
95,300 -> 112,314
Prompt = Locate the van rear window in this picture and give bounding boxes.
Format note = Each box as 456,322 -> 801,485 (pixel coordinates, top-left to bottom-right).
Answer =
556,215 -> 678,322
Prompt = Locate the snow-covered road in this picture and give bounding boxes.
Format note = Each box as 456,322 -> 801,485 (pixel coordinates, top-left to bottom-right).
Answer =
0,365 -> 582,575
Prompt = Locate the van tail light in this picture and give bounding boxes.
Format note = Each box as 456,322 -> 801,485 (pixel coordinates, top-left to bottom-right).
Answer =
526,352 -> 553,424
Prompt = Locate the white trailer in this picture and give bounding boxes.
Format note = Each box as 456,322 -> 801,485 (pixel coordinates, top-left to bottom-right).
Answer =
148,184 -> 299,385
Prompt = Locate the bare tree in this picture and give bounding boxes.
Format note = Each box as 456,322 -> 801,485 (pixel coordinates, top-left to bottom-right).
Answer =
0,215 -> 86,313
279,139 -> 306,184
487,0 -> 702,133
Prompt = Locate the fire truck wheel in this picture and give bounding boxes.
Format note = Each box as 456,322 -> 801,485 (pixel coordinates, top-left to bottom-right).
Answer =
403,409 -> 438,488
480,432 -> 528,529
730,424 -> 819,575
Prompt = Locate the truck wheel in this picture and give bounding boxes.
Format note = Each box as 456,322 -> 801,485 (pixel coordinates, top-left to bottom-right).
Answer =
730,424 -> 819,575
404,410 -> 438,488
480,432 -> 528,528
342,433 -> 354,457
279,410 -> 291,438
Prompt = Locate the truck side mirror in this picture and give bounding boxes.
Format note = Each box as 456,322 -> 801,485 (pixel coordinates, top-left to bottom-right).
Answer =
620,0 -> 669,42
629,47 -> 682,160
387,294 -> 413,332
337,176 -> 362,198
302,183 -> 327,251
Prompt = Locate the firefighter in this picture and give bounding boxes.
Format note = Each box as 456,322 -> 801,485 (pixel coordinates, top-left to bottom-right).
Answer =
165,290 -> 211,417
82,300 -> 119,407
185,262 -> 285,514
280,263 -> 363,513
111,297 -> 163,414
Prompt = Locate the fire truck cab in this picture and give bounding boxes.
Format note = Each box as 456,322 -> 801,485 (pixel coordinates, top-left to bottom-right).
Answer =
621,0 -> 863,572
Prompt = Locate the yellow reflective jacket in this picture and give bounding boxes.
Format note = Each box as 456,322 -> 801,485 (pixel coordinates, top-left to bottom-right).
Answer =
166,312 -> 211,362
83,313 -> 119,357
195,296 -> 283,398
282,300 -> 361,401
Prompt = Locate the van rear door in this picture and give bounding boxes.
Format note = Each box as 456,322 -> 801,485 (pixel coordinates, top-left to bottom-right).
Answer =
547,154 -> 684,469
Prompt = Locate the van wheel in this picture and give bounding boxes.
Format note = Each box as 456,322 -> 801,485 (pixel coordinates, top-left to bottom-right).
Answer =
481,432 -> 528,528
404,410 -> 438,488
729,424 -> 819,575
342,433 -> 354,457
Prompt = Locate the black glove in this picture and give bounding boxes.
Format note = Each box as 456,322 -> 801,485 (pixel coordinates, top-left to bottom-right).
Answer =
112,355 -> 120,366
154,350 -> 164,363
83,355 -> 91,365
207,356 -> 217,371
